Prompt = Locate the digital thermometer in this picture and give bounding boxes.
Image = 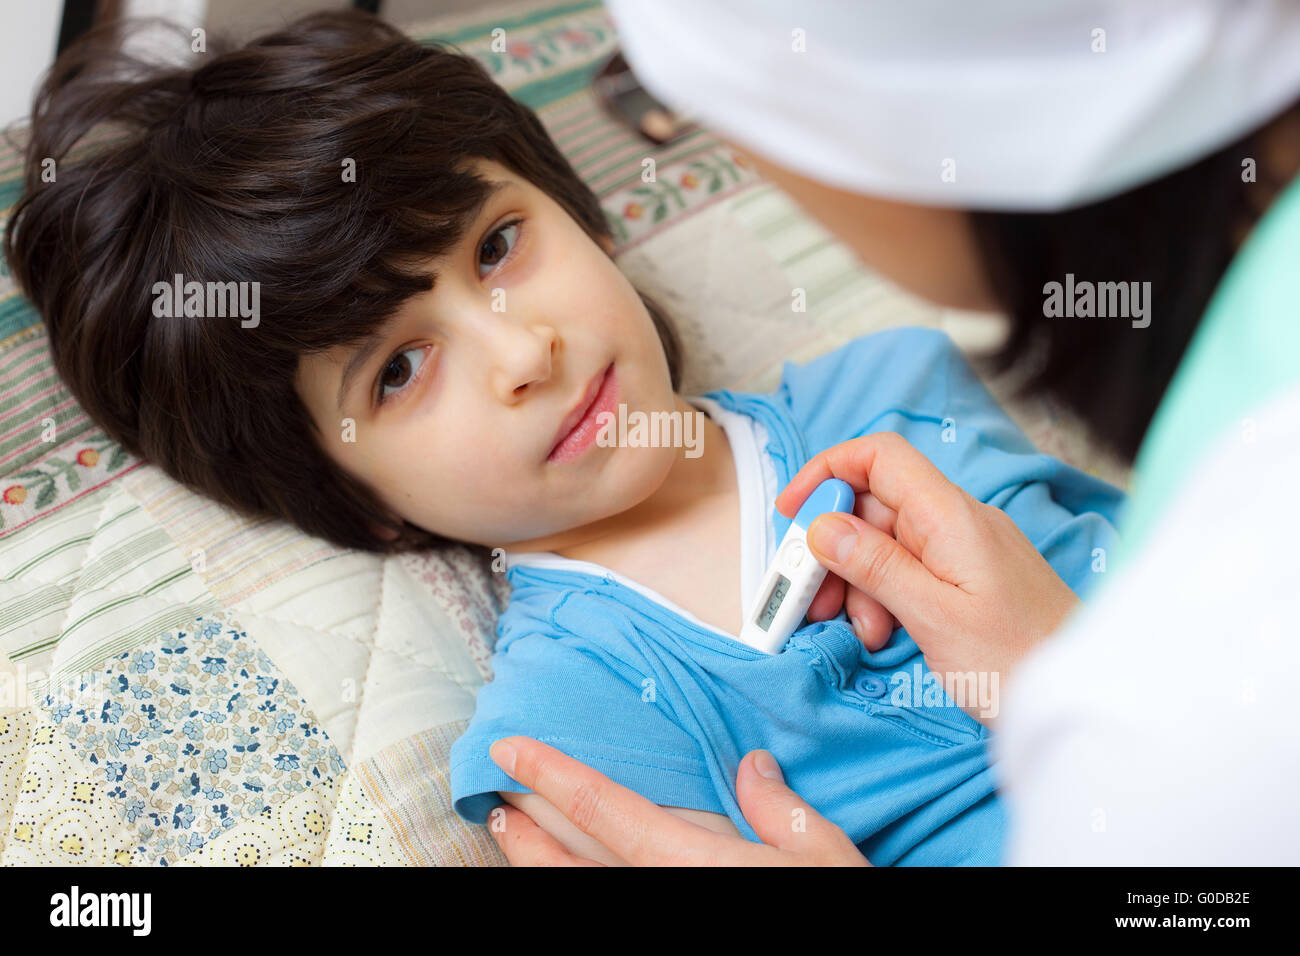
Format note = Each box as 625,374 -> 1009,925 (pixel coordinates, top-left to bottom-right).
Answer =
739,478 -> 856,654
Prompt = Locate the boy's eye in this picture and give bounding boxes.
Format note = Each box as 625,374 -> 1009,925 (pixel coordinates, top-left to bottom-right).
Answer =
376,345 -> 428,405
477,220 -> 521,277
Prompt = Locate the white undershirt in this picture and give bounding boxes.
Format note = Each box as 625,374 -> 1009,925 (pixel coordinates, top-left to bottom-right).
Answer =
997,381 -> 1300,864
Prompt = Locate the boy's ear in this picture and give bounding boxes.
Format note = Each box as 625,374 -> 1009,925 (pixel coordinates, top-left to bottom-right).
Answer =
370,517 -> 403,543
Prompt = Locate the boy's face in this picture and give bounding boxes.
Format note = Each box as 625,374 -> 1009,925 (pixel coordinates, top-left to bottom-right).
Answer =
295,159 -> 680,548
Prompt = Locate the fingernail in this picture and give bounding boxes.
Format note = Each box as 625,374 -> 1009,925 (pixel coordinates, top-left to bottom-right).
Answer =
490,740 -> 517,776
753,749 -> 784,782
809,515 -> 857,564
851,616 -> 866,643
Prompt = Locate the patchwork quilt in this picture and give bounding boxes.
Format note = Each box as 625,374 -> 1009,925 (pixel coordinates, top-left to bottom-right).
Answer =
0,0 -> 1129,866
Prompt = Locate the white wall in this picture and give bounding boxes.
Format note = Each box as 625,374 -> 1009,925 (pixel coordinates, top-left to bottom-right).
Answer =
0,0 -> 63,128
0,0 -> 211,130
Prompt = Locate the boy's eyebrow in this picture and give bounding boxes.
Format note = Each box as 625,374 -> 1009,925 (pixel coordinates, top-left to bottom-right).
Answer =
335,178 -> 511,411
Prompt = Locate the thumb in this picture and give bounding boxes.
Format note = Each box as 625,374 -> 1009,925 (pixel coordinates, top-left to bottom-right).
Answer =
734,750 -> 864,859
806,513 -> 943,627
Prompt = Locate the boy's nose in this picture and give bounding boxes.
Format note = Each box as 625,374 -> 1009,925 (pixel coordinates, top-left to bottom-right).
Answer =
490,322 -> 558,402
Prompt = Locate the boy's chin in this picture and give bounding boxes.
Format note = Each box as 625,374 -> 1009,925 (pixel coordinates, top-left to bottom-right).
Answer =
606,443 -> 682,499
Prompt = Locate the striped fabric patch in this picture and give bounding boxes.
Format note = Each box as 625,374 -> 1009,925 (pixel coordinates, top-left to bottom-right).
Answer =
0,481 -> 223,695
352,721 -> 507,867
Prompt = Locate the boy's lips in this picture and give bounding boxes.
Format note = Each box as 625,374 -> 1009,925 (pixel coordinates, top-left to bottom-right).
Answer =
548,363 -> 617,463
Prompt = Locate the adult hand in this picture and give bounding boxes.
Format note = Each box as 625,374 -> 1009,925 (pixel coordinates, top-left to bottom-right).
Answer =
778,432 -> 1079,725
486,737 -> 870,866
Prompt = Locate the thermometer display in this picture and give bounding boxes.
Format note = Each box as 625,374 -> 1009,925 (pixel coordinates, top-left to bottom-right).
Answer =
756,574 -> 791,631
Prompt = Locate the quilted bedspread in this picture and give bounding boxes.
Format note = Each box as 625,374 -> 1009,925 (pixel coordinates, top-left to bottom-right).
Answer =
0,0 -> 1129,866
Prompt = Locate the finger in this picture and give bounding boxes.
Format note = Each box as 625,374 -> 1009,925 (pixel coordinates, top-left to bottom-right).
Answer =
845,585 -> 894,651
856,491 -> 898,539
776,434 -> 968,545
491,736 -> 729,866
807,492 -> 900,627
733,751 -> 870,865
488,802 -> 605,867
805,571 -> 845,622
805,511 -> 951,631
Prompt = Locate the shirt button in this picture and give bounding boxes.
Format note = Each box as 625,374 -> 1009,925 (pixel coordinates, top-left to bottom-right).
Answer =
854,674 -> 888,698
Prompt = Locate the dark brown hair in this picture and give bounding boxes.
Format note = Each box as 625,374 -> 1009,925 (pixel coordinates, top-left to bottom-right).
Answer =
4,10 -> 682,553
969,100 -> 1300,463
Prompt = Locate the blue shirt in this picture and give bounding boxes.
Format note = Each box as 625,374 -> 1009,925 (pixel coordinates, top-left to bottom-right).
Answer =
450,328 -> 1125,865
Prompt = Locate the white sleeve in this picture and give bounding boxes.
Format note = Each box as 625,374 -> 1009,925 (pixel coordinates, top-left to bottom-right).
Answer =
995,384 -> 1300,865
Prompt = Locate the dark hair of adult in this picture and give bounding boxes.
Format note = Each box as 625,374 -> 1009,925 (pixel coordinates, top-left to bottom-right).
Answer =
969,99 -> 1300,462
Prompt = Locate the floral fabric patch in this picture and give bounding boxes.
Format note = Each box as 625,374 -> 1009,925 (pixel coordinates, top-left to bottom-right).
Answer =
38,614 -> 344,865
